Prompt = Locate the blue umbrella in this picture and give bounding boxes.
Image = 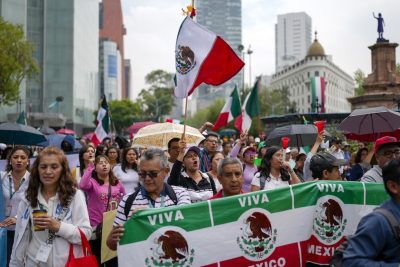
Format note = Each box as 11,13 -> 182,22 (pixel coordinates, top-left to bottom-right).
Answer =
0,122 -> 47,145
39,134 -> 82,150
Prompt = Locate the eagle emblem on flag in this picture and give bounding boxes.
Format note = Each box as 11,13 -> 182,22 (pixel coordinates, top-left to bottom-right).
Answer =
175,45 -> 196,74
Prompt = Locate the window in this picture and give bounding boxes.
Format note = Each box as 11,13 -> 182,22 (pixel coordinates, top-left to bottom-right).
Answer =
315,71 -> 319,76
308,95 -> 310,104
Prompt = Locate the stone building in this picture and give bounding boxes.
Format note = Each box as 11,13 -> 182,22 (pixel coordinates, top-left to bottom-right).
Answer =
269,33 -> 354,113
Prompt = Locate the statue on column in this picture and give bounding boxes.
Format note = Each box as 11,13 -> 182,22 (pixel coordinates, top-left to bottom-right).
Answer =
373,12 -> 386,41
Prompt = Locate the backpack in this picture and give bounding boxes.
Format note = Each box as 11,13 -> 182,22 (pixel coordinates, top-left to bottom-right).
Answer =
123,183 -> 178,218
329,207 -> 400,267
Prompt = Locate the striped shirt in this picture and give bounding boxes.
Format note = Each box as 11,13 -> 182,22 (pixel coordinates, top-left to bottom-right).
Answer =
113,185 -> 190,226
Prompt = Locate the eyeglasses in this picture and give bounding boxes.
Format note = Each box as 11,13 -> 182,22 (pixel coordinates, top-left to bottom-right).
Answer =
206,139 -> 218,144
138,170 -> 160,179
381,149 -> 400,158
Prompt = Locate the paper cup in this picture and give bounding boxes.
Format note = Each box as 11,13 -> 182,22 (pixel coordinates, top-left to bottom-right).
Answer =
32,210 -> 47,231
314,120 -> 326,134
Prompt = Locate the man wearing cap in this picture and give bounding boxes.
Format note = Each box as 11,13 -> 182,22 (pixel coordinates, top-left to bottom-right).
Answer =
168,138 -> 217,202
361,136 -> 400,183
210,157 -> 244,199
199,132 -> 220,173
310,151 -> 347,180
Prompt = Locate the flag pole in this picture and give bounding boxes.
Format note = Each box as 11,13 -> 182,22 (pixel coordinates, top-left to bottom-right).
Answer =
182,0 -> 194,138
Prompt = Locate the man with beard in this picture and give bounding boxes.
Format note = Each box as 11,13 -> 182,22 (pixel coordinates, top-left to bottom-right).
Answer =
168,138 -> 217,202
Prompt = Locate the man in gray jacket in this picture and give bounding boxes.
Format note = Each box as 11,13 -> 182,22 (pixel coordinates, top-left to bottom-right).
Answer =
361,136 -> 400,183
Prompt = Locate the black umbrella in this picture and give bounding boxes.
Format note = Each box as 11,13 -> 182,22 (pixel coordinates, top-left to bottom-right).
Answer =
338,106 -> 400,136
38,126 -> 56,135
0,122 -> 47,145
266,124 -> 318,147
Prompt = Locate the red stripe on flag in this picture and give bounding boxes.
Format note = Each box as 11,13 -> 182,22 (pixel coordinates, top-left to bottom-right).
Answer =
91,134 -> 101,147
212,112 -> 230,131
188,36 -> 245,96
234,113 -> 243,133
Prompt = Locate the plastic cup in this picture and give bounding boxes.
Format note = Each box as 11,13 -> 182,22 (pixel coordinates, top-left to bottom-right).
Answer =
314,120 -> 326,134
32,209 -> 47,231
281,137 -> 290,149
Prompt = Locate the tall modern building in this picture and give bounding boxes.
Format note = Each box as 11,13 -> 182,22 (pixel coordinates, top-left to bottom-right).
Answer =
0,0 -> 99,134
99,0 -> 127,99
275,12 -> 312,72
124,59 -> 131,99
192,0 -> 242,112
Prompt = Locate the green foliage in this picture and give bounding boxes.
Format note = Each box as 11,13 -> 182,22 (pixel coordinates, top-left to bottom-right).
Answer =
397,63 -> 400,75
108,99 -> 141,134
0,17 -> 38,105
137,70 -> 175,122
353,69 -> 365,96
259,86 -> 297,116
186,99 -> 225,128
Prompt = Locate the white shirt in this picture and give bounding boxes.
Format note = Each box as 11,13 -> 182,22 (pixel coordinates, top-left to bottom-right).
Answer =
27,191 -> 58,266
113,164 -> 139,194
1,170 -> 30,230
251,172 -> 289,191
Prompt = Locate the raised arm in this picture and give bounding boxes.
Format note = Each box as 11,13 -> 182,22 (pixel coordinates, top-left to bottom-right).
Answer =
79,163 -> 95,191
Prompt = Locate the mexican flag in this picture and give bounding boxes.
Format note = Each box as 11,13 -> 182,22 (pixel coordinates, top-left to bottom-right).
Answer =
117,181 -> 388,266
311,76 -> 325,113
92,96 -> 110,146
234,79 -> 260,132
174,17 -> 244,98
212,86 -> 241,131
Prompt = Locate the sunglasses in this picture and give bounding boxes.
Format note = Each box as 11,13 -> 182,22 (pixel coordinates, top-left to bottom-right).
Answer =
138,170 -> 160,179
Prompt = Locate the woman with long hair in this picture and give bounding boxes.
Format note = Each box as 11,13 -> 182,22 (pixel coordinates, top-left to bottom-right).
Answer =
106,146 -> 120,169
71,145 -> 95,184
10,147 -> 91,266
113,147 -> 140,194
251,146 -> 301,191
207,152 -> 224,192
0,146 -> 30,265
80,155 -> 125,265
348,147 -> 372,181
95,144 -> 107,158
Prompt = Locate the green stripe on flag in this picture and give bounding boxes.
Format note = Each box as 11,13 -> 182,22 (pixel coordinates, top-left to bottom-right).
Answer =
365,182 -> 390,205
311,77 -> 317,112
119,201 -> 212,245
231,85 -> 242,118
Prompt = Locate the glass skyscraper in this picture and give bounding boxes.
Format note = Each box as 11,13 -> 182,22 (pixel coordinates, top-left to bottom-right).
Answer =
0,0 -> 99,133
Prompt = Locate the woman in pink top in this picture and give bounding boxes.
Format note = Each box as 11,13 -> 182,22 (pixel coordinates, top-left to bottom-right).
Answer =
80,154 -> 125,266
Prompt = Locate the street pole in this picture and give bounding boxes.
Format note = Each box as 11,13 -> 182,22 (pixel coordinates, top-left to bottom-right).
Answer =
247,45 -> 253,86
238,44 -> 245,97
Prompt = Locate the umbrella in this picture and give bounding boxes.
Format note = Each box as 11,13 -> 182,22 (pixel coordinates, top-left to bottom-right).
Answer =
265,124 -> 318,148
127,121 -> 156,134
338,106 -> 400,142
57,128 -> 76,136
132,123 -> 205,149
38,126 -> 56,135
218,128 -> 237,137
0,122 -> 47,145
38,134 -> 82,150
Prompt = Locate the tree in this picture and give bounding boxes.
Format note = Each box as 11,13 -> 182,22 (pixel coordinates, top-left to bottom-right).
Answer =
108,99 -> 142,134
186,99 -> 225,128
0,17 -> 38,105
137,70 -> 175,122
397,63 -> 400,75
353,69 -> 366,96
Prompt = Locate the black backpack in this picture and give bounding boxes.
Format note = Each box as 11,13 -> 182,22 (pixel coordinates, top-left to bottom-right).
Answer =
123,183 -> 178,218
329,208 -> 400,267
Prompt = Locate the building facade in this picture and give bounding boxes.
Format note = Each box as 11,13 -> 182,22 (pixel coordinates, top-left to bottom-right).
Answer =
275,12 -> 312,72
192,0 -> 242,112
124,59 -> 131,99
270,36 -> 354,113
99,0 -> 127,99
0,0 -> 99,134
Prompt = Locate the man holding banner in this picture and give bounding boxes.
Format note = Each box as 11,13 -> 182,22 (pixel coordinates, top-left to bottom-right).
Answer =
106,149 -> 190,251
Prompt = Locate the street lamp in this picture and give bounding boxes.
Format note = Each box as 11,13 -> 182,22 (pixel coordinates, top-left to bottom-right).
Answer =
237,44 -> 245,93
247,45 -> 253,86
311,97 -> 322,113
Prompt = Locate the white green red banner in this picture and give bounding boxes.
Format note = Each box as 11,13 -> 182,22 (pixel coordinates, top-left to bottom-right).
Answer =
311,76 -> 325,113
118,181 -> 388,267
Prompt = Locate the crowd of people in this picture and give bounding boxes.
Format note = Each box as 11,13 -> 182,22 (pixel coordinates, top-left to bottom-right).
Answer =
0,122 -> 399,266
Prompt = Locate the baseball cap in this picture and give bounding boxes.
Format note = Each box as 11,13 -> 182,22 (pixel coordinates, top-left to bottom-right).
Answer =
310,152 -> 346,171
184,145 -> 200,157
374,136 -> 400,154
242,146 -> 257,156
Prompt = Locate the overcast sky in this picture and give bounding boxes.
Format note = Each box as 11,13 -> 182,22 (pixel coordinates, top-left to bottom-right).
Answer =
122,0 -> 400,99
